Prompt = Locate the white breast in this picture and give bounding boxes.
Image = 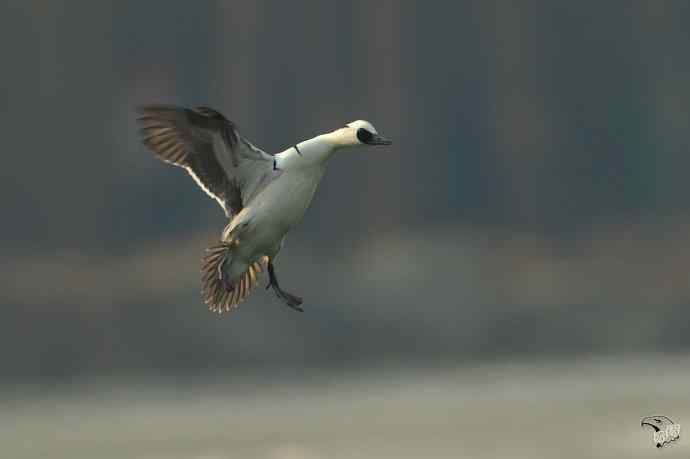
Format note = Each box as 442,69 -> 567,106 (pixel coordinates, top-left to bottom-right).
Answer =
234,136 -> 334,261
260,166 -> 326,229
236,165 -> 326,261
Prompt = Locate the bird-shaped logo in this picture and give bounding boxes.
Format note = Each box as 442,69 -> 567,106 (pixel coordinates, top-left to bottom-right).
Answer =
641,415 -> 680,448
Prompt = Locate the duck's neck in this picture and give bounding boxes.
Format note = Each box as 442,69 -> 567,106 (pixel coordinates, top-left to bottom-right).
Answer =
275,134 -> 337,171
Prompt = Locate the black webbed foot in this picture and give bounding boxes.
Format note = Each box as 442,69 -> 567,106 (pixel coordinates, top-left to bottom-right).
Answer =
267,260 -> 304,312
273,287 -> 304,312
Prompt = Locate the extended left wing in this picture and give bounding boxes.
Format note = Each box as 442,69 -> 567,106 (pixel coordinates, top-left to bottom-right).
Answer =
138,105 -> 274,217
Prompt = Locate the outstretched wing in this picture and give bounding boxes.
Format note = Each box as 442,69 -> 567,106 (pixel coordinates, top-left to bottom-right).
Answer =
137,105 -> 275,217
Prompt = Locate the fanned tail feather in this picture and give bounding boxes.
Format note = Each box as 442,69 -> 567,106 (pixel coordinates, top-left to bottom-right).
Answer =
201,242 -> 266,314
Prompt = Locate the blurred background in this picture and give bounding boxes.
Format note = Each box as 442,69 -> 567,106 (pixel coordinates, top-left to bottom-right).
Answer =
2,1 -> 690,458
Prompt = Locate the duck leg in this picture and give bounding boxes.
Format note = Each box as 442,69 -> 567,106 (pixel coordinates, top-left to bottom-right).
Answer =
265,260 -> 304,312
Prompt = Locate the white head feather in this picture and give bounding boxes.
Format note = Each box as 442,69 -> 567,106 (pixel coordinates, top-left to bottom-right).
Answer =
325,120 -> 389,147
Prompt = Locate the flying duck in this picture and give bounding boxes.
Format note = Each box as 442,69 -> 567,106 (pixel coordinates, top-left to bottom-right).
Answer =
138,105 -> 392,314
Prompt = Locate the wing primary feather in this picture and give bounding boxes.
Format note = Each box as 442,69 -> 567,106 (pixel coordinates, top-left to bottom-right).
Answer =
138,104 -> 276,218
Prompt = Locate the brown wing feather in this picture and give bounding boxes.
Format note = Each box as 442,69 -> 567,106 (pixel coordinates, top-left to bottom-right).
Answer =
138,105 -> 272,217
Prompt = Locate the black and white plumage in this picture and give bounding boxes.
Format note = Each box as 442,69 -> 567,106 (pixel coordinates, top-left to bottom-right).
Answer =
138,105 -> 392,314
139,106 -> 273,217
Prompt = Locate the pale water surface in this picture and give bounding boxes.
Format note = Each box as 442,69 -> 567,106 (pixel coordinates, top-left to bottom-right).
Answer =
2,356 -> 689,459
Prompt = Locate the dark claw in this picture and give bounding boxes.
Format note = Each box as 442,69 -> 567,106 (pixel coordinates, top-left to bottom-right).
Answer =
268,281 -> 303,312
276,289 -> 304,312
266,259 -> 304,312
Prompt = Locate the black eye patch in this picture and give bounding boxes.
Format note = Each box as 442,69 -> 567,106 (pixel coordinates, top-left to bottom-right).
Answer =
356,128 -> 373,144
